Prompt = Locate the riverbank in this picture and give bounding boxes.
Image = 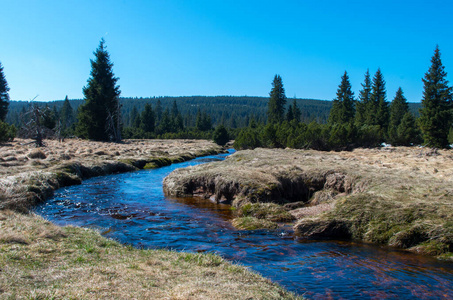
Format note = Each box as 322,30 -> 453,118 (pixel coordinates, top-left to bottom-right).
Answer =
0,139 -> 299,299
163,147 -> 453,260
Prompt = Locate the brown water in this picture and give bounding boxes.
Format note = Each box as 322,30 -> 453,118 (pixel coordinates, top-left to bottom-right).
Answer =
35,152 -> 453,299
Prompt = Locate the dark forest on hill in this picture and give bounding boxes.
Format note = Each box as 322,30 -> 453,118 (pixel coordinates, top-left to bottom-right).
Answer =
5,95 -> 421,130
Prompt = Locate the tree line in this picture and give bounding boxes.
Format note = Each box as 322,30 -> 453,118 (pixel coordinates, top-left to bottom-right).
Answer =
0,41 -> 450,148
235,46 -> 452,150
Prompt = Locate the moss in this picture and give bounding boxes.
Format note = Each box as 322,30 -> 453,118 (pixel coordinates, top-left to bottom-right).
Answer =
238,203 -> 295,222
412,240 -> 450,256
55,172 -> 82,187
117,158 -> 136,167
170,154 -> 196,163
232,217 -> 279,230
143,157 -> 172,169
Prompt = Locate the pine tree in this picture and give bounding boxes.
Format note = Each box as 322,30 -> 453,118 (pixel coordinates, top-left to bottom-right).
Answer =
267,75 -> 286,124
397,112 -> 421,146
129,106 -> 139,127
41,105 -> 56,130
60,96 -> 74,133
388,87 -> 409,145
158,109 -> 172,133
371,69 -> 389,130
286,104 -> 294,122
0,62 -> 10,122
140,103 -> 155,133
212,124 -> 229,145
328,71 -> 355,125
171,100 -> 179,118
155,99 -> 163,122
196,110 -> 212,131
76,39 -> 121,141
292,99 -> 301,123
355,70 -> 372,127
170,100 -> 183,132
419,46 -> 453,148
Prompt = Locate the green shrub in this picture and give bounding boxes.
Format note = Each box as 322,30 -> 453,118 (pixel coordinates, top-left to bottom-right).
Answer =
212,124 -> 229,145
0,121 -> 15,142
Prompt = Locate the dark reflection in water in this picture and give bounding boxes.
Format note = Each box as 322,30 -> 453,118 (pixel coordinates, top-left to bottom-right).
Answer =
35,151 -> 453,299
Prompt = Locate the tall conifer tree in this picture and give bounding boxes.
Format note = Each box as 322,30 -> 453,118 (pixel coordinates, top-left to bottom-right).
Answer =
419,46 -> 453,148
388,87 -> 410,145
291,98 -> 301,122
140,103 -> 155,133
60,96 -> 74,133
328,71 -> 355,125
355,69 -> 371,127
155,100 -> 163,122
76,39 -> 121,141
370,69 -> 389,130
267,75 -> 286,124
0,62 -> 10,122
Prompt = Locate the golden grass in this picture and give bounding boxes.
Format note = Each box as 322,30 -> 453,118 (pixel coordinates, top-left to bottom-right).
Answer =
0,210 -> 299,299
0,139 -> 301,299
0,138 -> 224,212
164,146 -> 453,259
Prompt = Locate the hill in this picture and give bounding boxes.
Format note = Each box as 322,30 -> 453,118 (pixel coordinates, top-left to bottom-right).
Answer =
5,96 -> 421,128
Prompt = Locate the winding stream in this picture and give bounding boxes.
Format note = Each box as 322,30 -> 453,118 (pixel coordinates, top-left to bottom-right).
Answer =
35,151 -> 453,299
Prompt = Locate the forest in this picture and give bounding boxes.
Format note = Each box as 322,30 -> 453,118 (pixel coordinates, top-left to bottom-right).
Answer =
0,41 -> 450,150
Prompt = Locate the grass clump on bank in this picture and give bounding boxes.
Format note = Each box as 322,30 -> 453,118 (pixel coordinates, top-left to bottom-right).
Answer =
232,216 -> 279,230
232,203 -> 295,229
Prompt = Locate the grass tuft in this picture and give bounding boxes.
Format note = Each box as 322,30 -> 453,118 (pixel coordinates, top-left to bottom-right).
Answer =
232,217 -> 279,230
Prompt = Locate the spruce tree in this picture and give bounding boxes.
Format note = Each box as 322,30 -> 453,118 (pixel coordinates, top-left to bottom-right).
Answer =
355,69 -> 371,127
397,112 -> 421,146
76,39 -> 121,141
419,46 -> 453,148
60,96 -> 74,133
212,124 -> 229,145
286,104 -> 294,122
388,87 -> 409,145
159,109 -> 172,133
328,71 -> 355,125
171,100 -> 179,118
0,62 -> 10,122
267,75 -> 286,124
140,103 -> 155,133
286,98 -> 301,123
292,99 -> 301,123
129,106 -> 139,127
155,99 -> 163,122
370,69 -> 389,130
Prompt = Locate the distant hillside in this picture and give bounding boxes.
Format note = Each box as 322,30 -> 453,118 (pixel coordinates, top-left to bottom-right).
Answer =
5,96 -> 421,128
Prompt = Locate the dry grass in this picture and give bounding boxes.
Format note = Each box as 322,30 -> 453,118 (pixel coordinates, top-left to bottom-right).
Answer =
0,138 -> 223,177
0,139 -> 300,299
0,138 -> 224,212
164,146 -> 453,259
0,210 -> 299,299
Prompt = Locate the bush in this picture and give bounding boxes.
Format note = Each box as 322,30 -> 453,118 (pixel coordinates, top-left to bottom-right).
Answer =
212,125 -> 229,145
0,121 -> 16,142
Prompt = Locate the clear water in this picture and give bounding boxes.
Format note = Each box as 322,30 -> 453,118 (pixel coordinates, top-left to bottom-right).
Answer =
35,151 -> 453,299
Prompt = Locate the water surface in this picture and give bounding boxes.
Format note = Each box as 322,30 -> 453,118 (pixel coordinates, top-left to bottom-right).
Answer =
35,151 -> 453,299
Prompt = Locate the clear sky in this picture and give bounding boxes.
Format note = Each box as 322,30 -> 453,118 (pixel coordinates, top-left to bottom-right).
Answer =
1,0 -> 452,102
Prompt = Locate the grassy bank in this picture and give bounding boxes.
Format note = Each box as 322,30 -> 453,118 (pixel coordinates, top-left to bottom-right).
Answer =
0,210 -> 298,299
163,147 -> 453,259
0,139 -> 300,299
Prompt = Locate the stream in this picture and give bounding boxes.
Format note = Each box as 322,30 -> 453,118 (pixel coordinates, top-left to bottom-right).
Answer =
34,151 -> 453,299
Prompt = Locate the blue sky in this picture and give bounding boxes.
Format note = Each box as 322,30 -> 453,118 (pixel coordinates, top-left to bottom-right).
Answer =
1,0 -> 452,102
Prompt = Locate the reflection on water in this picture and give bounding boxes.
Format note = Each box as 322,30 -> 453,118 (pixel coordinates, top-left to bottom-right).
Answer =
35,151 -> 453,299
